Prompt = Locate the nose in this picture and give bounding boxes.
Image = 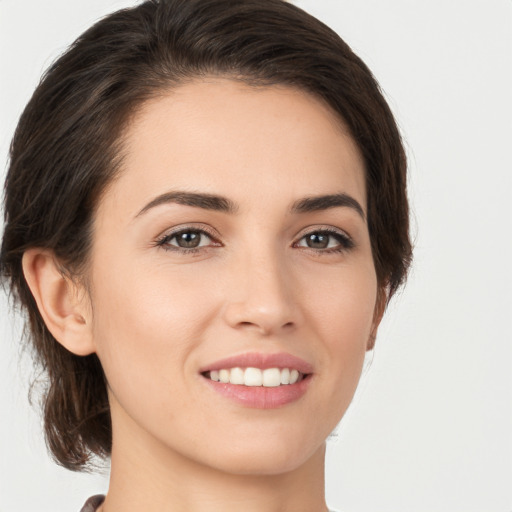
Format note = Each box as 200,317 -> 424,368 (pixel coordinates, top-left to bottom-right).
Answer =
222,247 -> 300,336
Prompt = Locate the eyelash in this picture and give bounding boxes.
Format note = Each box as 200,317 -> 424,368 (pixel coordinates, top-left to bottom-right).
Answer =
155,226 -> 354,256
294,228 -> 355,253
155,226 -> 220,255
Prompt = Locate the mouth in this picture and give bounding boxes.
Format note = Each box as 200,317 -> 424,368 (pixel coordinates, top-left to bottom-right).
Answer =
199,352 -> 313,408
201,367 -> 310,387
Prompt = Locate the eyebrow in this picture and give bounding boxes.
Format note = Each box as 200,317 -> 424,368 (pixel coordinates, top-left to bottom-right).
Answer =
291,193 -> 365,220
135,190 -> 365,220
136,191 -> 239,217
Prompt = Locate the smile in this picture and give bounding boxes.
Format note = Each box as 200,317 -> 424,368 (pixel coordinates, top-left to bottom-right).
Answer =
200,352 -> 313,409
204,367 -> 304,387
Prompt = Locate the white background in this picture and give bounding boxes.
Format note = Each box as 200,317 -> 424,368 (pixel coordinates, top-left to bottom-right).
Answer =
1,1 -> 511,511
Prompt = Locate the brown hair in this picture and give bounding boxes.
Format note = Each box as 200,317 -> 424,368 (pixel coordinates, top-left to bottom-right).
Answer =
1,0 -> 412,470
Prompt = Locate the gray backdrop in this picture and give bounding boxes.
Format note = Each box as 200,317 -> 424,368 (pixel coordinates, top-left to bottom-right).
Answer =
1,1 -> 511,511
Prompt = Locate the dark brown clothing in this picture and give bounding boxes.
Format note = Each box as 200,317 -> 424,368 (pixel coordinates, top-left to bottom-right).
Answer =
80,494 -> 338,511
80,495 -> 105,512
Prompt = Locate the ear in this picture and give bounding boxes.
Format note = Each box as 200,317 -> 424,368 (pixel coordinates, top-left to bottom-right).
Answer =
22,248 -> 95,356
367,285 -> 388,351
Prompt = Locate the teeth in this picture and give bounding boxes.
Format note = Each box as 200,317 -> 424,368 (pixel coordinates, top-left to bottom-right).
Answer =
262,368 -> 281,387
206,367 -> 305,387
219,369 -> 230,383
244,367 -> 263,386
229,367 -> 245,385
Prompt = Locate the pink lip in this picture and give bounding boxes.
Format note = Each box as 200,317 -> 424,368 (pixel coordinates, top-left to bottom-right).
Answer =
199,352 -> 314,374
199,352 -> 313,409
202,377 -> 311,409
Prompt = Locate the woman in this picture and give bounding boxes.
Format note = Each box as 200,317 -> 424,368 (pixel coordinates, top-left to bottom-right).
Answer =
1,1 -> 411,511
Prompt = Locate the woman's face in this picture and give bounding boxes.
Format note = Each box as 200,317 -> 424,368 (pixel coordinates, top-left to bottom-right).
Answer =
88,79 -> 380,475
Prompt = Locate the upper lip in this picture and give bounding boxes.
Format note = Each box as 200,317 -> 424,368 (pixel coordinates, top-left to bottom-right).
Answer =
199,352 -> 314,374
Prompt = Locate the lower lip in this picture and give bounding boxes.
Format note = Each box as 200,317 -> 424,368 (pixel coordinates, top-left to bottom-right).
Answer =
202,375 -> 311,409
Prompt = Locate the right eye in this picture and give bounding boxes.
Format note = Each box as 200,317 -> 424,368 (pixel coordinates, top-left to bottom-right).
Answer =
156,227 -> 220,253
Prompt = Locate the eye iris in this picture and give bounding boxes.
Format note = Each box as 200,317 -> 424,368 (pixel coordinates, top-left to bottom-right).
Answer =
306,233 -> 330,249
176,231 -> 201,248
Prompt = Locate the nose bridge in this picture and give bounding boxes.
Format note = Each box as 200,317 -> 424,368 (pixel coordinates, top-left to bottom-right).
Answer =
222,238 -> 297,335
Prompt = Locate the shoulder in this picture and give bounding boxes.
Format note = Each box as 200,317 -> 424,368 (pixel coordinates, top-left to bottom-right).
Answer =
79,495 -> 105,512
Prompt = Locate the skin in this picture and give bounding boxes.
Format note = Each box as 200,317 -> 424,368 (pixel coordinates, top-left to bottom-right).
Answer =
23,79 -> 383,512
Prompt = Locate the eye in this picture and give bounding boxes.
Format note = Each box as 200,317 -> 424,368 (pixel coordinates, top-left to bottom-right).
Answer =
295,229 -> 354,253
156,227 -> 220,252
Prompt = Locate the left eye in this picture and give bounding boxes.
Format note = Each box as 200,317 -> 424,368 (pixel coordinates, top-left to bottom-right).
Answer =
160,229 -> 214,249
296,231 -> 352,250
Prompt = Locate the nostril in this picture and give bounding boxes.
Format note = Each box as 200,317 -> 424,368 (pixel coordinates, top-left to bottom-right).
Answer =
222,295 -> 299,336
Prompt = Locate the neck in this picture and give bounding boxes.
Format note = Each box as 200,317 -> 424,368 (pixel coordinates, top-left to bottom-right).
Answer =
101,413 -> 328,512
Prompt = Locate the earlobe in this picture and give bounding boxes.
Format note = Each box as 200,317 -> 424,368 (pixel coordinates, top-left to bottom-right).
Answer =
367,286 -> 388,351
22,248 -> 95,356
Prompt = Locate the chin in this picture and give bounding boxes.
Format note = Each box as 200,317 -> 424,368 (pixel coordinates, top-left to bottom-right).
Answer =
197,428 -> 327,477
214,451 -> 318,477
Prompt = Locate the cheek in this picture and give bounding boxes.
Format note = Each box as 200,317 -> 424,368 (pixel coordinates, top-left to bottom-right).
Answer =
88,257 -> 217,406
299,259 -> 377,401
301,257 -> 377,344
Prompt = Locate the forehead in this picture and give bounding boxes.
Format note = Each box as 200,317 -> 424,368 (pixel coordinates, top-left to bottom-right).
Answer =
99,79 -> 367,219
